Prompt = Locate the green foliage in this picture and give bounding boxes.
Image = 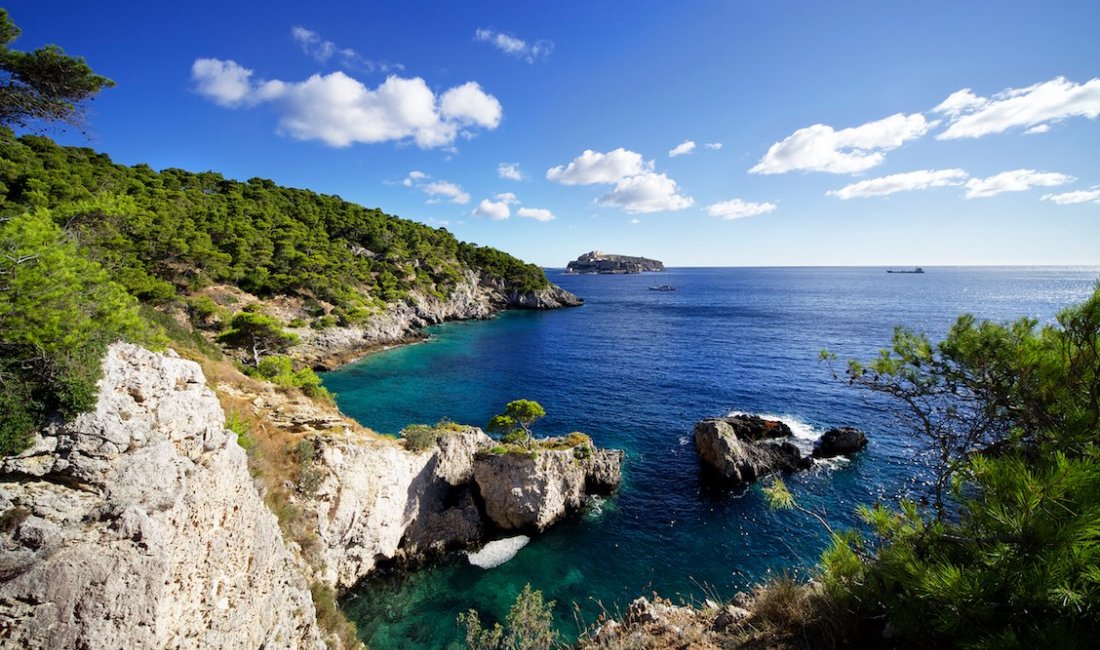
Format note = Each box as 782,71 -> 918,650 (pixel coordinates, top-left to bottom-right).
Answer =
487,399 -> 546,450
401,424 -> 441,452
0,128 -> 550,313
294,438 -> 323,495
310,581 -> 363,650
218,312 -> 298,366
0,10 -> 114,130
458,584 -> 558,650
225,410 -> 255,451
249,353 -> 329,399
803,286 -> 1100,648
0,209 -> 152,455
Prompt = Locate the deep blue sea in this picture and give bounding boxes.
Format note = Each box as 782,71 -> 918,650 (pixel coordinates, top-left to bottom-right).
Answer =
323,267 -> 1099,649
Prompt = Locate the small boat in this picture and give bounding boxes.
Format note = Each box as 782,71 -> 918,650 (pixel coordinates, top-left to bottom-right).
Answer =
886,267 -> 925,274
648,283 -> 676,291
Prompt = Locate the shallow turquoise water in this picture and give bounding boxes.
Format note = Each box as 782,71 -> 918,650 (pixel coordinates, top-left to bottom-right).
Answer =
323,267 -> 1100,649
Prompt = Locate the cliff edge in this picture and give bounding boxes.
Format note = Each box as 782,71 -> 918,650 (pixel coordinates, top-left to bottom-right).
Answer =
0,343 -> 323,649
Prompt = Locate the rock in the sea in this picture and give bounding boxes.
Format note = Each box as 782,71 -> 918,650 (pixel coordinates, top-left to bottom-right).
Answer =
0,343 -> 322,650
813,427 -> 868,458
565,250 -> 664,274
473,439 -> 623,532
303,427 -> 492,588
693,416 -> 811,485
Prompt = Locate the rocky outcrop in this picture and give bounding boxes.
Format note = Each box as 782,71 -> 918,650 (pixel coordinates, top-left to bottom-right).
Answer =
293,270 -> 581,370
303,427 -> 492,589
566,250 -> 664,274
299,428 -> 621,588
473,442 -> 624,532
813,427 -> 868,458
0,343 -> 322,650
693,416 -> 811,485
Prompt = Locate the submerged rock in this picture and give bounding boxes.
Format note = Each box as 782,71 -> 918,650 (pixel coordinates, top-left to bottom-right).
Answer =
0,343 -> 322,649
813,427 -> 868,458
693,416 -> 812,485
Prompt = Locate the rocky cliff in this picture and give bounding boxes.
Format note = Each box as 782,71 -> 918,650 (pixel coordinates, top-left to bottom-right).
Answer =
293,270 -> 582,369
565,251 -> 665,274
0,343 -> 624,646
0,344 -> 323,649
299,431 -> 622,589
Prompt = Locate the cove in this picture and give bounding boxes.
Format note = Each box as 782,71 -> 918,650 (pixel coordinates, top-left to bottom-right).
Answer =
322,266 -> 1100,649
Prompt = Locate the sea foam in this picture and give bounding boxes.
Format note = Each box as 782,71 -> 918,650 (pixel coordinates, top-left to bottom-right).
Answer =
466,535 -> 530,569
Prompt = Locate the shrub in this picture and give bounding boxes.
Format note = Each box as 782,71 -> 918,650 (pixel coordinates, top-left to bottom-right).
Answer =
401,424 -> 440,452
457,583 -> 558,650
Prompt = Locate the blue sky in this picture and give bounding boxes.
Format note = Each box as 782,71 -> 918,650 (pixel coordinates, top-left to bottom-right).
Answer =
11,1 -> 1100,266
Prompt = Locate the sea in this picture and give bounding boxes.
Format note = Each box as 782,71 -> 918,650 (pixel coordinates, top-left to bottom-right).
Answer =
321,266 -> 1099,649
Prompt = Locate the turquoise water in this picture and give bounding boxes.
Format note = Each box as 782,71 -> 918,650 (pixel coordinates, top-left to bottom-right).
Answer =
324,267 -> 1100,649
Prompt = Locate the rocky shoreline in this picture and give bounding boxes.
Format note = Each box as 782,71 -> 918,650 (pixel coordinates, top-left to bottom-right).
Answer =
291,271 -> 582,370
0,344 -> 620,648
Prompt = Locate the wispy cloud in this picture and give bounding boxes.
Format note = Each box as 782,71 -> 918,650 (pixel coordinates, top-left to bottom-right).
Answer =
750,113 -> 930,174
1042,187 -> 1100,205
934,76 -> 1100,140
497,162 -> 525,181
669,140 -> 696,157
291,26 -> 403,73
422,180 -> 471,205
703,142 -> 723,150
705,198 -> 776,220
474,28 -> 553,63
517,207 -> 556,222
964,169 -> 1074,198
192,58 -> 501,148
827,169 -> 969,199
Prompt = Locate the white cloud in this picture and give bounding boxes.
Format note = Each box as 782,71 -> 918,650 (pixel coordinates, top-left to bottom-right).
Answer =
669,140 -> 696,157
705,198 -> 777,220
629,218 -> 641,224
1041,188 -> 1100,205
597,172 -> 694,214
473,198 -> 511,220
497,162 -> 525,181
292,26 -> 336,62
549,148 -> 692,214
827,169 -> 969,199
546,148 -> 651,185
402,170 -> 428,186
440,82 -> 502,129
423,180 -> 470,204
517,207 -> 556,222
291,26 -> 402,73
495,192 -> 519,204
964,169 -> 1074,198
191,58 -> 255,107
749,113 -> 930,174
704,142 -> 723,150
474,28 -> 553,63
192,59 -> 501,148
1024,124 -> 1051,135
934,76 -> 1100,140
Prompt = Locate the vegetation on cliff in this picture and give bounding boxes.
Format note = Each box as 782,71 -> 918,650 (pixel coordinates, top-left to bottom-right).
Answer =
742,287 -> 1100,649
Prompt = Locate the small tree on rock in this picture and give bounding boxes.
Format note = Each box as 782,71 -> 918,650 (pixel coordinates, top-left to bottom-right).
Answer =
217,311 -> 297,366
487,399 -> 546,450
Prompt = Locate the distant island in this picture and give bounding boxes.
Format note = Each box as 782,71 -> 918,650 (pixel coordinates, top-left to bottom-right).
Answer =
565,251 -> 665,274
